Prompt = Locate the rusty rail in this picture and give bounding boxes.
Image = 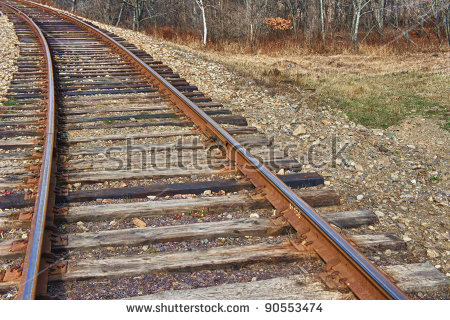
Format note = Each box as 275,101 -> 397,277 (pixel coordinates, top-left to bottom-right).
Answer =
0,1 -> 56,299
13,0 -> 408,299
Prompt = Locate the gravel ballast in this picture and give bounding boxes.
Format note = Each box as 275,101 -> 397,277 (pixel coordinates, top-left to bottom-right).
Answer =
88,21 -> 449,278
0,11 -> 19,100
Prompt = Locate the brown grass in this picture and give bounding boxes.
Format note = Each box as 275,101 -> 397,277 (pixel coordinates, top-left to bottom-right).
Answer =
144,24 -> 447,56
155,37 -> 449,128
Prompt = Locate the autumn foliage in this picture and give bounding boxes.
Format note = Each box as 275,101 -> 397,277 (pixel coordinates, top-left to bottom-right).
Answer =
48,0 -> 449,54
264,17 -> 294,31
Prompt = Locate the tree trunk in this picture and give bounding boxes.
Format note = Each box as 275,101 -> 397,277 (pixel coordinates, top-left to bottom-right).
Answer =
195,0 -> 208,45
319,0 -> 325,49
105,0 -> 112,24
285,0 -> 299,40
245,0 -> 254,49
352,1 -> 362,51
305,0 -> 318,48
444,3 -> 450,46
373,0 -> 386,39
116,1 -> 125,26
71,0 -> 77,13
129,0 -> 146,31
135,0 -> 140,31
351,0 -> 370,52
404,1 -> 411,49
432,0 -> 442,44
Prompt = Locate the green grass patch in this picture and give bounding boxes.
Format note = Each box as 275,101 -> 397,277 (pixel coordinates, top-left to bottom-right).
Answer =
442,120 -> 450,131
103,118 -> 116,124
430,175 -> 442,182
1,101 -> 18,106
1,97 -> 19,106
181,51 -> 448,129
313,71 -> 449,128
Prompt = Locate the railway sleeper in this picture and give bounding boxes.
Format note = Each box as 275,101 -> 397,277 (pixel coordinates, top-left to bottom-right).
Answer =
50,191 -> 339,223
126,262 -> 450,300
56,172 -> 320,202
61,115 -> 247,131
62,155 -> 300,174
60,110 -> 230,124
0,224 -> 406,263
0,173 -> 318,209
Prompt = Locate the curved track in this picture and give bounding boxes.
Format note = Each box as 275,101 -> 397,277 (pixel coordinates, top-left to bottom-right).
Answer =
1,0 -> 446,301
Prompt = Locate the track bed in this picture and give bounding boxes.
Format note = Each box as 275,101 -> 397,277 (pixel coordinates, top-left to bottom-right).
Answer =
0,0 -> 448,300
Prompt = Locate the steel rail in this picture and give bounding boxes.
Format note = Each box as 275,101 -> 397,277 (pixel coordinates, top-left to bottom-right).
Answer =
0,1 -> 56,300
16,0 -> 408,300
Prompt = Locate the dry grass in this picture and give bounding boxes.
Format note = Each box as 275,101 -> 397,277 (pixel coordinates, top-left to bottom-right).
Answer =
158,40 -> 449,129
145,24 -> 446,55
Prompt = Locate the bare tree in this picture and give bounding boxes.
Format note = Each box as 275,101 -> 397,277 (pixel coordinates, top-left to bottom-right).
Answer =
283,0 -> 301,39
116,1 -> 125,26
372,0 -> 386,38
432,0 -> 442,42
194,0 -> 208,45
319,0 -> 326,48
123,0 -> 151,30
352,0 -> 371,51
444,1 -> 450,45
51,0 -> 448,52
244,0 -> 268,50
245,0 -> 255,47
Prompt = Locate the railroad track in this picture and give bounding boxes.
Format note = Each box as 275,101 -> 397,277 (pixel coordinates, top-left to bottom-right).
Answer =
0,0 -> 448,300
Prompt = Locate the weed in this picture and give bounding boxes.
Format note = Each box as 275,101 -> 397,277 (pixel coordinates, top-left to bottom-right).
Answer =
443,121 -> 450,131
1,97 -> 18,106
430,175 -> 442,182
187,209 -> 207,218
103,118 -> 116,124
1,101 -> 17,106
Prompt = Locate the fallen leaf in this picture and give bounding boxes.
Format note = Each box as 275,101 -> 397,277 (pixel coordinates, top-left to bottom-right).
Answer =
132,218 -> 147,228
119,181 -> 127,188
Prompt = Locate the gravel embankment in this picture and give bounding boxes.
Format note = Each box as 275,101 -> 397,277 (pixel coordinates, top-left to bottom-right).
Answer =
0,11 -> 19,100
